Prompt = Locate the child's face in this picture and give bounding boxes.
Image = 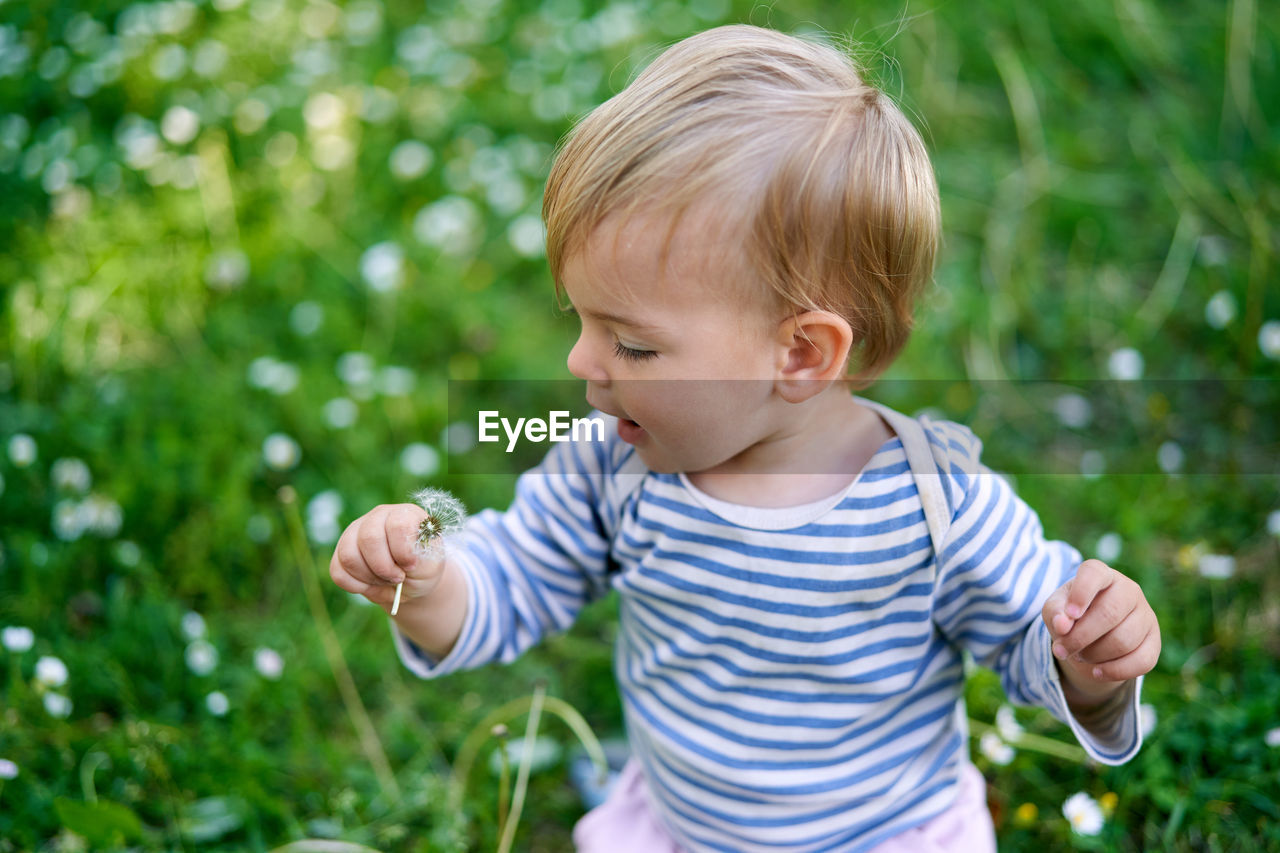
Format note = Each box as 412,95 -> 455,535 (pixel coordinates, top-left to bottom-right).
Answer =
560,210 -> 787,474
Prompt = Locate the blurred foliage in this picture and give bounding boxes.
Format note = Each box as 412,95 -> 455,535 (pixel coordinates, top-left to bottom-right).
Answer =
0,0 -> 1277,850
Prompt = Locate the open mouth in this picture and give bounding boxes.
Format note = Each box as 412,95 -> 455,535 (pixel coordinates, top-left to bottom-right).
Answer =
616,416 -> 645,445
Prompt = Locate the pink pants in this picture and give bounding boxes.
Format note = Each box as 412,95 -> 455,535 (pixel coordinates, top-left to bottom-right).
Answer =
573,760 -> 997,853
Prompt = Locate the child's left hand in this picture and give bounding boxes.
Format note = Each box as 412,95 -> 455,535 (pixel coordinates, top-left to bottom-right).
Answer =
1041,559 -> 1161,704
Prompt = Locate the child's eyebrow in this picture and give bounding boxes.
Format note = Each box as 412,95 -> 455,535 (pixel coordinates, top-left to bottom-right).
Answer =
560,304 -> 661,331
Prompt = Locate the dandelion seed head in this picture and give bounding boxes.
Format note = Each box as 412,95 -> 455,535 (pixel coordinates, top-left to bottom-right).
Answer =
412,487 -> 467,556
36,655 -> 69,687
2,626 -> 34,653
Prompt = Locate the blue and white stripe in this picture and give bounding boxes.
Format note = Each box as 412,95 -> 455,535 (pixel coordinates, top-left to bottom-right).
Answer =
395,408 -> 1143,851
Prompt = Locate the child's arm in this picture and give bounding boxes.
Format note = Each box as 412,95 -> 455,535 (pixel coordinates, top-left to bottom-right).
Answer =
1040,559 -> 1161,710
329,502 -> 469,660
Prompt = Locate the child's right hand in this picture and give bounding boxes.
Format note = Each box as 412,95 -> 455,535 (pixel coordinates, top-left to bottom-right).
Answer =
329,503 -> 447,612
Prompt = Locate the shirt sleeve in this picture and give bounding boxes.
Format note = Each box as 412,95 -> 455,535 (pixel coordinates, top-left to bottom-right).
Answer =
395,421 -> 630,679
927,420 -> 1145,765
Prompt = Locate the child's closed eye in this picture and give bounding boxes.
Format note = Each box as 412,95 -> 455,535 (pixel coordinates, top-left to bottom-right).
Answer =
613,340 -> 658,362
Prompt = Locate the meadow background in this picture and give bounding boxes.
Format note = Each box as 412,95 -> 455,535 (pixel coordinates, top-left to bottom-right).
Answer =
1,0 -> 1278,849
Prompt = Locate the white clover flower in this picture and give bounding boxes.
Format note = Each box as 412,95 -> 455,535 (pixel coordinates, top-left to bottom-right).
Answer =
507,213 -> 546,258
390,140 -> 433,181
289,301 -> 323,336
7,433 -> 36,467
1107,348 -> 1144,381
1268,510 -> 1280,538
1095,532 -> 1122,563
181,611 -> 206,640
262,433 -> 301,471
52,499 -> 87,541
995,705 -> 1024,743
1052,392 -> 1091,429
0,758 -> 17,779
44,692 -> 73,719
1063,792 -> 1104,836
1204,290 -> 1236,329
1157,441 -> 1184,474
82,495 -> 123,537
1260,321 -> 1280,361
413,195 -> 480,255
204,248 -> 249,290
979,731 -> 1014,766
442,420 -> 477,455
1265,727 -> 1280,748
1197,553 -> 1235,580
206,691 -> 229,716
2,626 -> 34,653
377,366 -> 415,397
360,241 -> 404,293
51,457 -> 92,492
253,647 -> 284,680
160,105 -> 200,145
185,639 -> 218,675
36,655 -> 69,687
323,397 -> 358,429
1140,703 -> 1157,738
400,443 -> 440,478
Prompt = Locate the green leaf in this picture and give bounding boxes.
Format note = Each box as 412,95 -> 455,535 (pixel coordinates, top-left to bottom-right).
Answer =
54,798 -> 143,847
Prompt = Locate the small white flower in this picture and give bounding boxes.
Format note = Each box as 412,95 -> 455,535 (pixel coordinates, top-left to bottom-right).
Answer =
1107,347 -> 1144,381
0,758 -> 17,779
2,626 -> 34,653
507,213 -> 546,258
52,499 -> 87,541
1260,321 -> 1280,361
44,692 -> 73,719
206,691 -> 229,716
1053,392 -> 1092,429
262,433 -> 301,471
181,611 -> 206,641
51,457 -> 91,492
1063,791 -> 1104,836
204,249 -> 249,290
401,442 -> 440,478
160,105 -> 200,145
289,301 -> 323,337
1268,510 -> 1280,538
323,397 -> 358,429
1204,290 -> 1236,329
995,705 -> 1024,743
1265,727 -> 1280,748
1197,553 -> 1235,580
35,655 -> 68,687
253,647 -> 284,680
360,241 -> 404,293
247,357 -> 298,395
82,495 -> 123,536
390,139 -> 433,181
185,639 -> 218,675
1157,441 -> 1184,474
1096,532 -> 1122,563
7,433 -> 36,467
979,731 -> 1014,766
1140,703 -> 1157,738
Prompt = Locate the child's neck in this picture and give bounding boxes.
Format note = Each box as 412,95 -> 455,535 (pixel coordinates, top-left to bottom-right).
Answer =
685,390 -> 894,508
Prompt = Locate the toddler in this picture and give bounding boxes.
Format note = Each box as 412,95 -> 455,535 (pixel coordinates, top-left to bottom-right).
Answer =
331,25 -> 1159,852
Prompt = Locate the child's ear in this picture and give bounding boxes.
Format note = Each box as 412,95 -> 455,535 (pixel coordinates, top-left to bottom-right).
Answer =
774,311 -> 854,403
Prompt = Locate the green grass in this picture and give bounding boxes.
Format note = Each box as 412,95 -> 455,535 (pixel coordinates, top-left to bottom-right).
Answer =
1,0 -> 1278,850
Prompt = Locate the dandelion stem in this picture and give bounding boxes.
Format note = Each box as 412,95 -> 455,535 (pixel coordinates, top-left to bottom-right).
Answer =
391,581 -> 403,616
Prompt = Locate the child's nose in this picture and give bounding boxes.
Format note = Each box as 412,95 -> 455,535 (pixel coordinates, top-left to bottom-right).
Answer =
566,335 -> 608,384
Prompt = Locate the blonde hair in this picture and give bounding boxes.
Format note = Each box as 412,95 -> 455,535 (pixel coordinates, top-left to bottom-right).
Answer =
543,24 -> 940,385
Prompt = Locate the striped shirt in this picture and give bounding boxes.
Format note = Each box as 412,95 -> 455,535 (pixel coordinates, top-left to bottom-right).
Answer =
395,407 -> 1143,851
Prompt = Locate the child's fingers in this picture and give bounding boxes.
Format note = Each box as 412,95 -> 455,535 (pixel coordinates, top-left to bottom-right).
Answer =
1063,559 -> 1116,620
1085,623 -> 1161,682
1051,581 -> 1138,660
1067,605 -> 1150,666
385,504 -> 428,570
